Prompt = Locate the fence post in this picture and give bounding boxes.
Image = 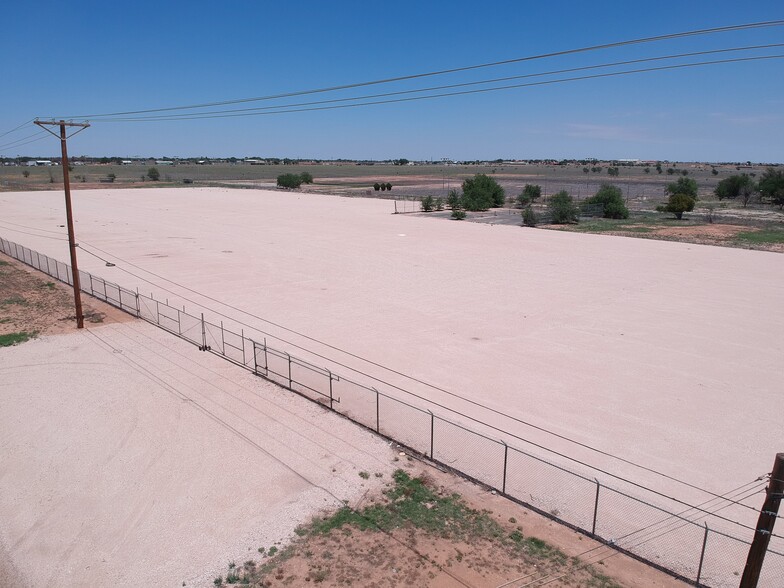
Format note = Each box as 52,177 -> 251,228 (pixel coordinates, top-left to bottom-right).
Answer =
263,337 -> 268,375
286,352 -> 292,388
252,340 -> 259,374
592,479 -> 601,536
242,329 -> 246,365
429,410 -> 434,459
696,523 -> 709,585
201,312 -> 207,351
177,308 -> 182,335
156,300 -> 160,325
135,288 -> 141,318
502,442 -> 509,494
220,321 -> 225,355
327,369 -> 334,410
374,387 -> 380,433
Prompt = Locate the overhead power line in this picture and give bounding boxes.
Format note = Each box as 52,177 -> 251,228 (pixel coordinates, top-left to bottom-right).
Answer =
59,20 -> 784,119
85,44 -> 784,122
93,54 -> 784,122
0,119 -> 34,140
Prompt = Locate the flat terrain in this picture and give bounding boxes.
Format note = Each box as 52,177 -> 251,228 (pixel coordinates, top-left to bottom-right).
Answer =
0,257 -> 686,588
0,187 -> 781,522
0,260 -> 397,587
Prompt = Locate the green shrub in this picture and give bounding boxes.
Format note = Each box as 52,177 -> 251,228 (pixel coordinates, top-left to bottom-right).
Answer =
516,184 -> 541,207
548,191 -> 579,224
420,195 -> 435,212
147,167 -> 160,181
657,193 -> 696,219
521,206 -> 538,227
461,173 -> 505,211
434,197 -> 444,211
299,172 -> 314,184
277,173 -> 303,189
373,182 -> 380,191
451,209 -> 467,220
582,183 -> 629,219
446,188 -> 460,210
385,182 -> 392,191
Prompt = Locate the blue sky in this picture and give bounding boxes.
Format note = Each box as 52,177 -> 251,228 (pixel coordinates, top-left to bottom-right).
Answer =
2,1 -> 783,162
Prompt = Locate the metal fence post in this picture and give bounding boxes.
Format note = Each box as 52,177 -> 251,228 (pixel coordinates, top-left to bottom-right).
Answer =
696,523 -> 709,585
502,442 -> 509,494
592,479 -> 601,536
201,312 -> 207,350
327,369 -> 334,410
242,329 -> 246,365
135,289 -> 141,318
220,321 -> 225,355
374,387 -> 380,433
252,340 -> 259,374
156,300 -> 160,325
177,308 -> 182,335
286,352 -> 292,387
263,337 -> 268,374
429,410 -> 434,459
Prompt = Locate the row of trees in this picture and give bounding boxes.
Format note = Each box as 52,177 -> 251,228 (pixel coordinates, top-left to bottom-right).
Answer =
373,182 -> 393,191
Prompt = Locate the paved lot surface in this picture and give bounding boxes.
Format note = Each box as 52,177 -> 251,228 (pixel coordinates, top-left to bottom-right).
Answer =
1,187 -> 782,510
0,320 -> 395,587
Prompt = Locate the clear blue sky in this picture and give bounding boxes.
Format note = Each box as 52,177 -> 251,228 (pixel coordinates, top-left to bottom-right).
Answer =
2,1 -> 782,162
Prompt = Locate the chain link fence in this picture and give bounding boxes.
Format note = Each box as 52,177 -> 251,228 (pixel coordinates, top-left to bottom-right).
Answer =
2,235 -> 782,588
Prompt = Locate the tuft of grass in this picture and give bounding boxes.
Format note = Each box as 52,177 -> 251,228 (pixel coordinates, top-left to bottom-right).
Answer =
358,471 -> 370,479
267,546 -> 278,557
303,470 -> 502,541
0,331 -> 36,347
0,260 -> 9,266
735,228 -> 784,245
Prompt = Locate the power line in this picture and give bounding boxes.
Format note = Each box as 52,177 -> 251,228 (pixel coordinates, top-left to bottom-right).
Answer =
0,119 -> 34,140
90,44 -> 784,122
59,20 -> 784,119
0,134 -> 51,154
71,241 -> 763,524
0,130 -> 49,151
94,54 -> 784,122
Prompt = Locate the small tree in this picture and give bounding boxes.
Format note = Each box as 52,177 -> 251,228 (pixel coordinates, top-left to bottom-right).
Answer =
657,193 -> 695,220
607,167 -> 619,176
446,188 -> 461,210
299,172 -> 314,184
711,168 -> 719,176
380,183 -> 386,191
461,173 -> 504,211
715,174 -> 755,206
147,167 -> 160,181
583,167 -> 589,174
451,209 -> 466,220
420,195 -> 435,212
759,168 -> 784,209
516,184 -> 541,207
548,190 -> 579,224
521,206 -> 538,227
644,167 -> 650,174
667,176 -> 698,199
22,170 -> 29,178
582,183 -> 629,219
373,182 -> 381,191
385,182 -> 392,191
656,163 -> 663,174
434,197 -> 444,211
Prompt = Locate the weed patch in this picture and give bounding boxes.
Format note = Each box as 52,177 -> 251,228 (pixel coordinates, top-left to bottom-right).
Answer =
0,331 -> 36,347
735,228 -> 784,245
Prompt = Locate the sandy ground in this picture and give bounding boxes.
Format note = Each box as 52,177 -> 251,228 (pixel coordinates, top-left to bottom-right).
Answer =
0,188 -> 781,518
0,316 -> 396,587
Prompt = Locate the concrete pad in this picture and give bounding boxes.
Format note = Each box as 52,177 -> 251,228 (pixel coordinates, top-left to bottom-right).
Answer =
0,187 -> 781,506
0,321 -> 395,587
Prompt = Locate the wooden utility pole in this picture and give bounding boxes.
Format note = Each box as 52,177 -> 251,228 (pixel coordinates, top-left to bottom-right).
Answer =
739,453 -> 784,588
33,119 -> 90,328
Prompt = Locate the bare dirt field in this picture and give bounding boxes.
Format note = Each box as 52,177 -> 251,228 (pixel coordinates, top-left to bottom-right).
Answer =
0,188 -> 781,555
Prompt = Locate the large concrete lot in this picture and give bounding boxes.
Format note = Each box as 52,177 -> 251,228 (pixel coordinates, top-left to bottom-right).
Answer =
0,320 -> 394,587
1,187 -> 782,507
